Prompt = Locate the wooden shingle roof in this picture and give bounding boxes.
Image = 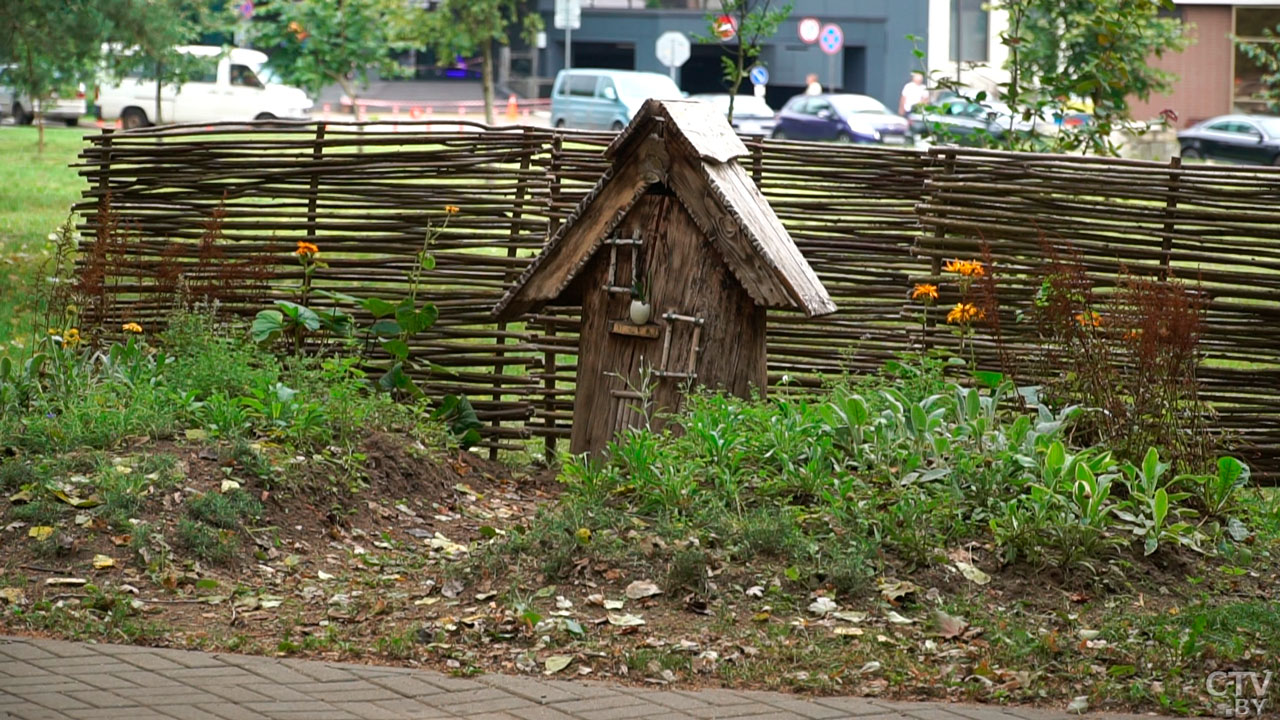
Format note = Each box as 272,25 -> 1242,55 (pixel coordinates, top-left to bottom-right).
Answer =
493,99 -> 836,319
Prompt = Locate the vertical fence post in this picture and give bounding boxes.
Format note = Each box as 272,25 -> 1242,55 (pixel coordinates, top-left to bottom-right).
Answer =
306,124 -> 325,249
923,150 -> 956,351
751,141 -> 763,189
92,128 -> 115,327
1160,155 -> 1181,282
543,319 -> 557,457
491,130 -> 534,460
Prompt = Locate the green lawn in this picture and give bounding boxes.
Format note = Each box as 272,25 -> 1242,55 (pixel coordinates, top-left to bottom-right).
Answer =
0,126 -> 89,355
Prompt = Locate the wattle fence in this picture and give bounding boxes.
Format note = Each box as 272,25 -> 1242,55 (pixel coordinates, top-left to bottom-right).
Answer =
74,120 -> 1280,473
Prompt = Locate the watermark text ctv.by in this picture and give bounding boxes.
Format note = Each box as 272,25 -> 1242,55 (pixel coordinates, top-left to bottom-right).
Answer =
1208,671 -> 1276,717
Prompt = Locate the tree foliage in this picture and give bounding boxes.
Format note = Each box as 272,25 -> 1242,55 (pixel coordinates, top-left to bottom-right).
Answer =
417,0 -> 543,125
919,0 -> 1188,155
253,0 -> 414,109
0,0 -> 217,143
696,0 -> 792,123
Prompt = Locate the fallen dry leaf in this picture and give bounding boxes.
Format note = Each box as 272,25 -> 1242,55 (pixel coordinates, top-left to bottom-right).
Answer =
955,561 -> 991,585
27,526 -> 54,541
543,655 -> 573,674
92,554 -> 116,570
934,609 -> 968,639
606,612 -> 645,627
625,580 -> 662,600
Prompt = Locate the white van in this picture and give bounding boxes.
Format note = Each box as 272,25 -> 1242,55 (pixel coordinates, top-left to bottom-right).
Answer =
97,46 -> 312,128
550,69 -> 683,131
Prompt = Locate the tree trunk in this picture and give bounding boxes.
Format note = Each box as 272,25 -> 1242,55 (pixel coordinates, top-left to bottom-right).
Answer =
482,40 -> 495,126
37,108 -> 45,152
336,74 -> 358,116
154,60 -> 164,125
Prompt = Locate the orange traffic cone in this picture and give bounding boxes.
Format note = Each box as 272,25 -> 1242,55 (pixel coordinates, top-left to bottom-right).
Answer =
505,94 -> 518,121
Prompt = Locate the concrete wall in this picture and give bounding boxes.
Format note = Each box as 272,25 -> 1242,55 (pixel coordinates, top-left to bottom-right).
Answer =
536,0 -> 929,110
1129,4 -> 1234,127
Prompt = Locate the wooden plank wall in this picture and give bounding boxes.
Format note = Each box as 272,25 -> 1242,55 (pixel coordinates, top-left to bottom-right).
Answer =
74,120 -> 1280,473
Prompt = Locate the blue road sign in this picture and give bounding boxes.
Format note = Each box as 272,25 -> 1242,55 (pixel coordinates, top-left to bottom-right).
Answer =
819,23 -> 843,55
749,66 -> 769,86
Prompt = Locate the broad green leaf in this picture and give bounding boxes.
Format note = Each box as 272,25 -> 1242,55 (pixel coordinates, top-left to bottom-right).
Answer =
1217,456 -> 1248,487
369,319 -> 401,337
360,297 -> 397,318
275,300 -> 321,331
973,370 -> 1003,388
381,339 -> 410,360
251,310 -> 284,344
1153,488 -> 1169,530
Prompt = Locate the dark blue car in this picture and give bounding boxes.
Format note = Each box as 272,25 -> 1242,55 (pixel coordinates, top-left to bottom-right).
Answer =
771,93 -> 910,145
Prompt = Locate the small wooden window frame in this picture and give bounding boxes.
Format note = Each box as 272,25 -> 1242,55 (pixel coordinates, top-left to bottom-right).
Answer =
655,311 -> 704,380
603,232 -> 642,295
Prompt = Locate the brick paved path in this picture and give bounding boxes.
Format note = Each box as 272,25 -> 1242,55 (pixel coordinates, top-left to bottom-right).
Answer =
0,636 -> 1154,720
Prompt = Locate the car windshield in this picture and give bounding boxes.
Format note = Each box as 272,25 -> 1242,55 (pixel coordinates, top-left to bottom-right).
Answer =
701,95 -> 773,117
1258,117 -> 1280,137
616,74 -> 682,102
829,95 -> 891,115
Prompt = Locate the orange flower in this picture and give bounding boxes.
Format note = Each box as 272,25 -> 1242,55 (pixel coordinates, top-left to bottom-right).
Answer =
944,259 -> 985,277
1075,311 -> 1102,328
295,241 -> 319,257
946,302 -> 984,325
121,322 -> 143,333
911,283 -> 939,302
288,21 -> 309,41
444,205 -> 460,215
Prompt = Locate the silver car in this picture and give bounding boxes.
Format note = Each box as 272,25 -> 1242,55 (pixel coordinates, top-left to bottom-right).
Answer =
0,65 -> 87,126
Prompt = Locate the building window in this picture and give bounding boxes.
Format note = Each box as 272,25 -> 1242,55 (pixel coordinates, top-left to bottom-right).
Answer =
1234,7 -> 1280,113
950,0 -> 989,63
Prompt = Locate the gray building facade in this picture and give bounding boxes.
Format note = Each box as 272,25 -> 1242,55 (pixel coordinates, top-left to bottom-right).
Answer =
532,0 -> 930,110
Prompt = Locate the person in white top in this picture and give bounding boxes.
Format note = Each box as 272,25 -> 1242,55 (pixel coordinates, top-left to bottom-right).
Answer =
804,73 -> 822,96
899,72 -> 930,116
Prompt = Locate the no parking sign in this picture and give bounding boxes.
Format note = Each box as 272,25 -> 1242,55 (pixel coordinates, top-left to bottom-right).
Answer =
819,23 -> 843,55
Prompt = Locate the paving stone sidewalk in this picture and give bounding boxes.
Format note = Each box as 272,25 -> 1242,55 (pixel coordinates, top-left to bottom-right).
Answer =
0,636 -> 1157,720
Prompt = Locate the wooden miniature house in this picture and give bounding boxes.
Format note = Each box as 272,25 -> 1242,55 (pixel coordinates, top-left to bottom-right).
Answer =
493,99 -> 836,455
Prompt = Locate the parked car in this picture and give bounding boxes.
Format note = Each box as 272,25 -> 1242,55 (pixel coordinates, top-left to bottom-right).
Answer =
97,46 -> 312,129
550,69 -> 683,131
908,94 -> 1054,144
0,65 -> 87,126
771,93 -> 909,144
690,93 -> 775,136
1178,114 -> 1280,166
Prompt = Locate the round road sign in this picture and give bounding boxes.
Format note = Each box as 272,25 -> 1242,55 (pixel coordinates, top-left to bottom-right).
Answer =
655,31 -> 691,68
819,23 -> 843,55
798,17 -> 821,44
714,14 -> 737,41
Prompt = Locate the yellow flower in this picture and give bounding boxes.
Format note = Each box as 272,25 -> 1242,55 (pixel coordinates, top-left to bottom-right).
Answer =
121,322 -> 143,333
946,303 -> 984,325
944,259 -> 985,277
444,205 -> 460,215
911,283 -> 939,302
1075,311 -> 1102,328
295,241 -> 319,256
63,328 -> 81,345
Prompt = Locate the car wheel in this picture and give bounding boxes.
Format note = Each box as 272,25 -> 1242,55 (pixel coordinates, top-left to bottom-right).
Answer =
771,129 -> 787,140
121,107 -> 149,130
12,103 -> 32,125
1273,154 -> 1280,167
610,121 -> 624,132
554,119 -> 566,129
835,132 -> 852,143
63,117 -> 79,127
1180,146 -> 1202,161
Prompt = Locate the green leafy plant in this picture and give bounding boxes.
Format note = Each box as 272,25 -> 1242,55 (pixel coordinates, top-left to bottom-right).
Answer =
694,0 -> 793,123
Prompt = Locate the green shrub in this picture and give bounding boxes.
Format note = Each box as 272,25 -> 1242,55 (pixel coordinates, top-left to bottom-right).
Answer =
176,518 -> 238,563
186,489 -> 262,530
